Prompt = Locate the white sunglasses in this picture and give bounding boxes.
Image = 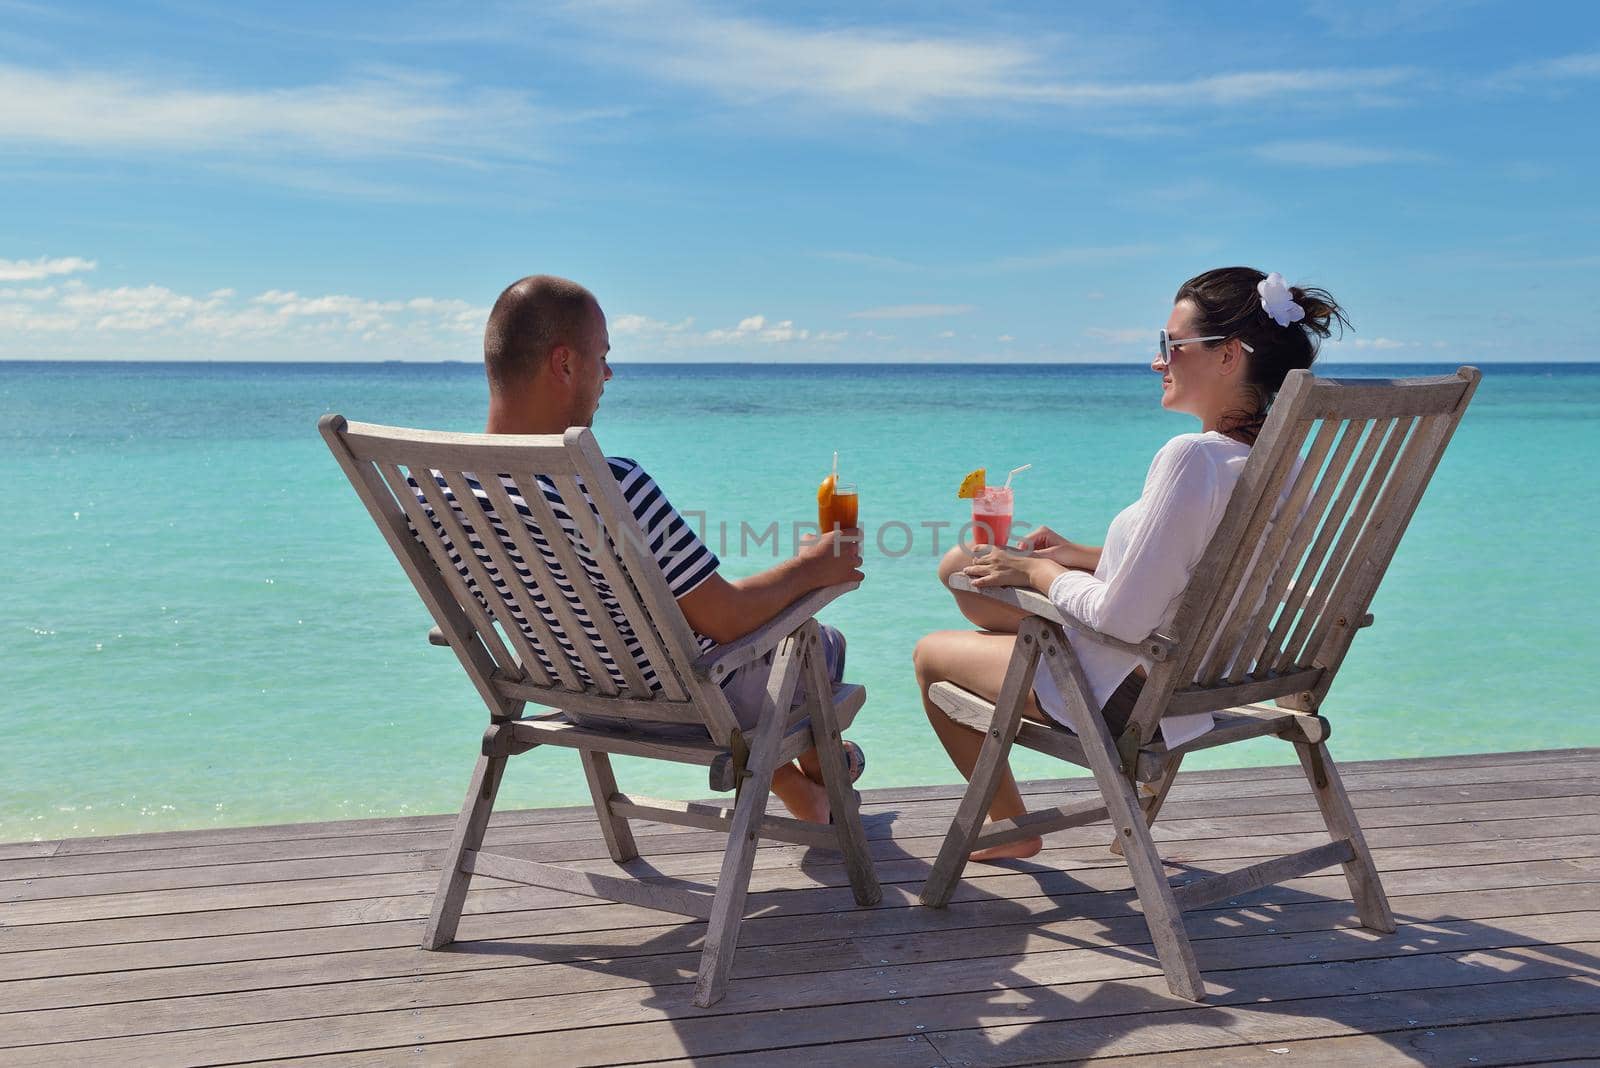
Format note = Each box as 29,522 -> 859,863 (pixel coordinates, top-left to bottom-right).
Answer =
1158,329 -> 1254,364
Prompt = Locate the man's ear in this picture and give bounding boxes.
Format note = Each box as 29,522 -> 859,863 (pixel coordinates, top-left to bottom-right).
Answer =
549,344 -> 573,383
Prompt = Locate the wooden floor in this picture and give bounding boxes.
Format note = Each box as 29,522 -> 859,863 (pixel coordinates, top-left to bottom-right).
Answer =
2,748 -> 1598,1066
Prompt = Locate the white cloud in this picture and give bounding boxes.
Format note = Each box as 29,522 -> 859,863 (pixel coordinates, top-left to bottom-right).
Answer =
703,313 -> 822,344
0,255 -> 96,281
997,334 -> 1015,343
1491,50 -> 1600,89
568,3 -> 1413,119
0,275 -> 490,358
599,308 -> 850,353
0,64 -> 547,161
936,330 -> 956,339
611,312 -> 694,336
1254,140 -> 1437,167
849,303 -> 974,320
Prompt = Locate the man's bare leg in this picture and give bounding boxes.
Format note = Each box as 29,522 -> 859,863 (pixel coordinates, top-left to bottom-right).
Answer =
771,761 -> 829,823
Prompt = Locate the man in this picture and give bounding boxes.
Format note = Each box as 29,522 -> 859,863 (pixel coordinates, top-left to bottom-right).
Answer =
473,275 -> 862,822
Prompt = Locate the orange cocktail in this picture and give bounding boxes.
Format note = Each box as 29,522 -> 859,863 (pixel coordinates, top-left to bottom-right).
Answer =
818,475 -> 859,532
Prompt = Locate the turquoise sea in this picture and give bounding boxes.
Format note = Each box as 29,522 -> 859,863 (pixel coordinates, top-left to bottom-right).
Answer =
3,360 -> 1596,842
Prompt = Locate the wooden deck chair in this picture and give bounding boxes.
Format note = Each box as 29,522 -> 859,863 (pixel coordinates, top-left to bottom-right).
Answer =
920,367 -> 1481,1001
319,418 -> 881,1007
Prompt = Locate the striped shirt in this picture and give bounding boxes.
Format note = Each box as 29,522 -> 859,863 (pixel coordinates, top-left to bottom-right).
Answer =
410,458 -> 720,692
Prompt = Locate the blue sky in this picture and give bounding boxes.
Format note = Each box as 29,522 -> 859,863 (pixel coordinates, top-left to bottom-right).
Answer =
1,0 -> 1596,362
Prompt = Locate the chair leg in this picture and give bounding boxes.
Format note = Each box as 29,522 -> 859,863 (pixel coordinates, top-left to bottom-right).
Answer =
804,628 -> 881,907
1295,738 -> 1395,933
1039,636 -> 1205,1002
580,751 -> 638,863
920,621 -> 1042,909
692,631 -> 805,1008
1111,754 -> 1183,857
421,750 -> 507,950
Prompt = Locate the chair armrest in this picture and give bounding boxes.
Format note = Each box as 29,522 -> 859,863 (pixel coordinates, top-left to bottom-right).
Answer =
948,573 -> 1174,662
693,581 -> 861,681
426,626 -> 449,647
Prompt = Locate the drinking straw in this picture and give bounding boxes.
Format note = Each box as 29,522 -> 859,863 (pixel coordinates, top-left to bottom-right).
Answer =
1004,464 -> 1031,489
832,451 -> 838,482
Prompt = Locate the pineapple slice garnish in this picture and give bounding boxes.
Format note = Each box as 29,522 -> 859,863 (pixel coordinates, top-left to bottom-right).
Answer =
957,468 -> 986,499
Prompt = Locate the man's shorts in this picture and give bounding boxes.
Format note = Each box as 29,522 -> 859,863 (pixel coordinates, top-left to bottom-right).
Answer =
720,624 -> 847,731
565,624 -> 847,735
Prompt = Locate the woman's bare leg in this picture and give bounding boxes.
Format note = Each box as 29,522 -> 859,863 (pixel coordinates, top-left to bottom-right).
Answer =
939,545 -> 1030,633
914,628 -> 1050,860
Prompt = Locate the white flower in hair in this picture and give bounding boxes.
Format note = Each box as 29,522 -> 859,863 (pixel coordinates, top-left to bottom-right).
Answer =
1257,272 -> 1305,328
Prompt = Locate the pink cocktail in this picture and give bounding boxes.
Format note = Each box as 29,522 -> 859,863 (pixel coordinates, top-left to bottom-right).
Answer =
971,486 -> 1014,547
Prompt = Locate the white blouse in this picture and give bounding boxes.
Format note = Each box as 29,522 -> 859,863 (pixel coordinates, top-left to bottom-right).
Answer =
1032,431 -> 1250,747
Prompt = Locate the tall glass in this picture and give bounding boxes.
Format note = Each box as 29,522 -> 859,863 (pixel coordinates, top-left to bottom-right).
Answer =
971,486 -> 1013,547
821,482 -> 859,531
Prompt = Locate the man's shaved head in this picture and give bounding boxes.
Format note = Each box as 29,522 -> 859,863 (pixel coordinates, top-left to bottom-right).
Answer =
483,275 -> 599,393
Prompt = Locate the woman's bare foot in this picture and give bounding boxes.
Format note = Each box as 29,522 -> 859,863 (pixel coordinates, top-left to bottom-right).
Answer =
970,834 -> 1042,862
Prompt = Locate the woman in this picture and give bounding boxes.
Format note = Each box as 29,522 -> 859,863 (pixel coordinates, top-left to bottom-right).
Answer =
914,267 -> 1348,860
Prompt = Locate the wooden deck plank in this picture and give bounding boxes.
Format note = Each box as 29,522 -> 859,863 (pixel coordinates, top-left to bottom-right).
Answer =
5,810 -> 1594,930
5,838 -> 1594,985
12,747 -> 1595,861
5,779 -> 1597,885
19,759 -> 1596,887
7,928 -> 1596,1066
7,771 -> 1599,908
3,824 -> 1596,962
5,885 -> 1597,1035
1096,1013 -> 1600,1067
1,749 -> 1597,1067
7,852 -> 1593,988
7,786 -> 1598,901
922,976 -> 1600,1067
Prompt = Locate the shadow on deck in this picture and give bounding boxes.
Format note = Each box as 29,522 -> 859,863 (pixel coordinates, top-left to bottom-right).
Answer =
2,748 -> 1598,1065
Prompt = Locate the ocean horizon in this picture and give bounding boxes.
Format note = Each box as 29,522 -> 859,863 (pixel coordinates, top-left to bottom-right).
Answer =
4,359 -> 1596,842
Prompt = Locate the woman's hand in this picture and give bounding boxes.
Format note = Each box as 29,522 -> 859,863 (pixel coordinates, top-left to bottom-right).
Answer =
1018,525 -> 1067,552
1017,526 -> 1100,571
962,546 -> 1062,593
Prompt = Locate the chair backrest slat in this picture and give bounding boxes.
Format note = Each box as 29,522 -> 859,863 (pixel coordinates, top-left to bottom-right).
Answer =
563,429 -> 742,739
1224,417 -> 1369,683
400,462 -> 546,686
1171,372 -> 1320,687
1195,415 -> 1342,685
1291,407 -> 1463,678
325,436 -> 519,718
1130,368 -> 1479,737
323,417 -> 742,742
475,470 -> 638,697
1271,415 -> 1417,672
435,468 -> 587,692
547,471 -> 694,705
1257,416 -> 1394,674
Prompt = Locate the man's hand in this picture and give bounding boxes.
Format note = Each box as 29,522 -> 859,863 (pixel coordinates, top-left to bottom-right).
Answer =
680,527 -> 863,645
798,527 -> 865,587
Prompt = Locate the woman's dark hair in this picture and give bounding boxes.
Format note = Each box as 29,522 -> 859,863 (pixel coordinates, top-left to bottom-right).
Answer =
1174,266 -> 1350,442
